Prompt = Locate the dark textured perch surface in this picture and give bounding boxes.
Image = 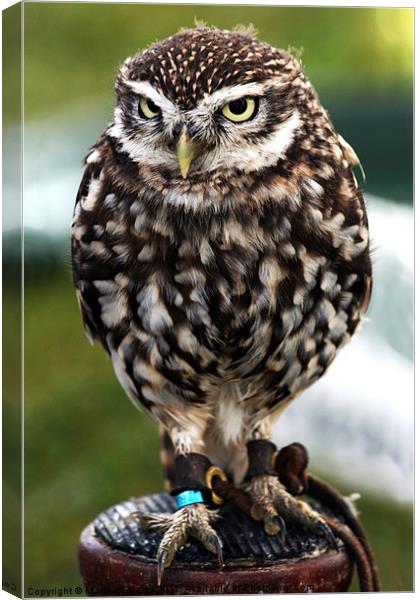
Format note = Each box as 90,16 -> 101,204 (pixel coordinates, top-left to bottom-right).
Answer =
78,492 -> 354,595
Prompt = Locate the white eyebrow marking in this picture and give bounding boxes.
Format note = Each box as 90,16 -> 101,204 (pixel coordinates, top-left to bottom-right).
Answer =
123,79 -> 179,116
196,78 -> 287,111
198,82 -> 265,111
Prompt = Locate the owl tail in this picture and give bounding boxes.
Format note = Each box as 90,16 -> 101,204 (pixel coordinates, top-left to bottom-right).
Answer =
159,425 -> 177,490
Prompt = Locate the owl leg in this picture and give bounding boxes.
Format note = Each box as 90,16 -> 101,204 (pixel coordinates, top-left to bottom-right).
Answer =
137,452 -> 223,585
243,440 -> 337,548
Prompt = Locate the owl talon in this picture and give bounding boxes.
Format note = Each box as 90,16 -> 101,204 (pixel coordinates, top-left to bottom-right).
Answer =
315,520 -> 340,551
245,474 -> 338,549
139,503 -> 220,584
203,531 -> 224,567
156,548 -> 170,587
261,514 -> 287,542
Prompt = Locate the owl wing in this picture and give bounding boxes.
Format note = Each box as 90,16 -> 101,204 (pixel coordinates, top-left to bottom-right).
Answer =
337,136 -> 372,314
338,134 -> 366,183
359,272 -> 372,315
71,155 -> 121,353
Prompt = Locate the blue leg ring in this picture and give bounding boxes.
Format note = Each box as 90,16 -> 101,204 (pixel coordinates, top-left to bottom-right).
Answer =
175,490 -> 204,510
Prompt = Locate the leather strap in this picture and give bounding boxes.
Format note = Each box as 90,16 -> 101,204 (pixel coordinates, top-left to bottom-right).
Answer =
245,439 -> 278,480
274,442 -> 309,495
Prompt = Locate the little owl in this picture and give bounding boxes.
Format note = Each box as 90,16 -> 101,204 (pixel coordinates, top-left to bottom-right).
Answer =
72,25 -> 372,582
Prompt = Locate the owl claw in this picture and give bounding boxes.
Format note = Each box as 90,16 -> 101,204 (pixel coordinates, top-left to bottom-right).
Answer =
139,503 -> 220,585
245,475 -> 338,550
315,520 -> 339,552
205,532 -> 224,567
278,516 -> 287,545
156,548 -> 170,587
274,515 -> 287,545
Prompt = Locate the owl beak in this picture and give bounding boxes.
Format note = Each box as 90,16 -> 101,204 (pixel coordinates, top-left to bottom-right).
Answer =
176,129 -> 197,178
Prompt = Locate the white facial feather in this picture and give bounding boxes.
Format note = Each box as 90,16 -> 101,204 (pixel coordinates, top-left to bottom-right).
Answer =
109,79 -> 301,178
203,109 -> 301,173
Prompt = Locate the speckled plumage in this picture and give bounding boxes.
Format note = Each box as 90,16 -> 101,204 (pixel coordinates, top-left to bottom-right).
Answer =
72,25 -> 371,503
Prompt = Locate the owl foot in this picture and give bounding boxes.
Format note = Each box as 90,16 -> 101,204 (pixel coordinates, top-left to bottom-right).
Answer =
137,503 -> 223,585
244,474 -> 338,549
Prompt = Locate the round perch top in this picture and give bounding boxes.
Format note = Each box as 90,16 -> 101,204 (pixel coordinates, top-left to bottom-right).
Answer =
93,492 -> 342,567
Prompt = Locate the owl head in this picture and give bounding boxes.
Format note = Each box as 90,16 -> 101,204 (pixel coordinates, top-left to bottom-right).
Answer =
108,26 -> 320,183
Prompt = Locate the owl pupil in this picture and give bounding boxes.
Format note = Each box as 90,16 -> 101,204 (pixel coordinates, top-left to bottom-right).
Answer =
147,99 -> 159,113
229,98 -> 248,114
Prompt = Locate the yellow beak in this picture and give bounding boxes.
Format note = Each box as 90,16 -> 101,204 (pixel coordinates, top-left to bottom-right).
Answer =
176,129 -> 196,178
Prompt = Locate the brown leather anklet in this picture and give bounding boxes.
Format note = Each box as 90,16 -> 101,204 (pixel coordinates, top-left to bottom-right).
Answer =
245,439 -> 278,480
171,453 -> 213,503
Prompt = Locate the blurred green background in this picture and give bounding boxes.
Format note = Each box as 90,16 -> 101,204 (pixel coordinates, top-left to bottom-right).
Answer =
6,2 -> 415,594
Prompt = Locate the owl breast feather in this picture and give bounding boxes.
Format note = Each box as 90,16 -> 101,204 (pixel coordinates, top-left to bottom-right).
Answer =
71,152 -> 371,420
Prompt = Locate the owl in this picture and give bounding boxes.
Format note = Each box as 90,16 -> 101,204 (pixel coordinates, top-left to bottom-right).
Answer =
71,25 -> 372,581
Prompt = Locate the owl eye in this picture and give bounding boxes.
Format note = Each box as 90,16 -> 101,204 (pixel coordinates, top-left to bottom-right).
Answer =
138,97 -> 160,119
222,97 -> 258,123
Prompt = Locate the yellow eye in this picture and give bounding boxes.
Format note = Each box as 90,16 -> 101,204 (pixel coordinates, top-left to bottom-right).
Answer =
139,97 -> 160,119
222,97 -> 257,122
